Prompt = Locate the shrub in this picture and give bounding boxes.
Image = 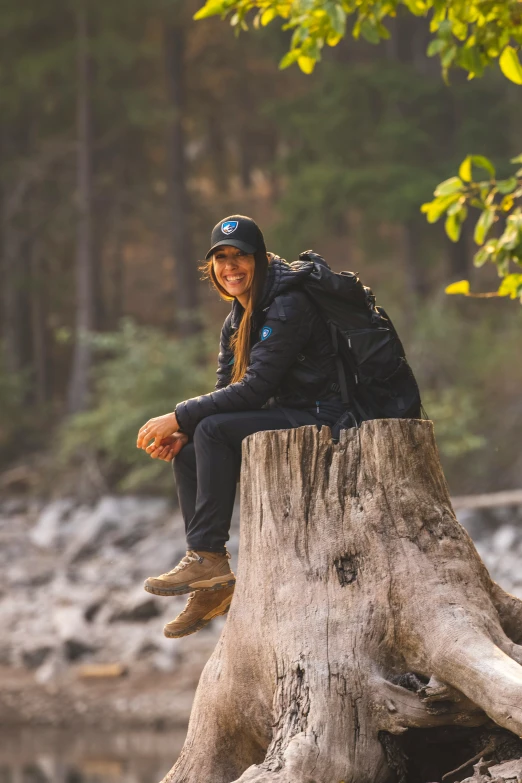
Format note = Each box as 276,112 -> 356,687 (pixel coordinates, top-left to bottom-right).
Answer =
60,320 -> 216,492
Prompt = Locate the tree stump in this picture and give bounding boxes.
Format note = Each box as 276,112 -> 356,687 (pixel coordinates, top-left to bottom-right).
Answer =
163,420 -> 522,783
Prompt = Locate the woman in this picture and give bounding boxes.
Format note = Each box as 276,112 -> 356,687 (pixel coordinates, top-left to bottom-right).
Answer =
136,215 -> 346,638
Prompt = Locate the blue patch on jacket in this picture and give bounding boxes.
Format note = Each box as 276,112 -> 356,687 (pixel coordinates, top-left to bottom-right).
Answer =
260,326 -> 272,341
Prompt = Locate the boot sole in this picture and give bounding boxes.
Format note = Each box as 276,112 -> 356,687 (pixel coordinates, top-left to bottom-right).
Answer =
164,600 -> 232,638
144,574 -> 236,597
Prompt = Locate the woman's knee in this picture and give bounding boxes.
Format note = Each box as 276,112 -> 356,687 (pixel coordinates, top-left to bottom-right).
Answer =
193,414 -> 225,443
172,440 -> 196,475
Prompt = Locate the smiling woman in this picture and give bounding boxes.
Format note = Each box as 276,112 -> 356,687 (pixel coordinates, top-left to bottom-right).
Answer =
136,214 -> 347,639
212,247 -> 254,304
203,219 -> 269,384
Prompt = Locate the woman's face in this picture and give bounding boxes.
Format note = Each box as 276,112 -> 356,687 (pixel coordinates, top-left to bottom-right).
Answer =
212,246 -> 255,301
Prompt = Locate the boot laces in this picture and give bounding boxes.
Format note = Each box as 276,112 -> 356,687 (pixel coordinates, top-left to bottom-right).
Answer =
177,592 -> 197,618
166,550 -> 202,576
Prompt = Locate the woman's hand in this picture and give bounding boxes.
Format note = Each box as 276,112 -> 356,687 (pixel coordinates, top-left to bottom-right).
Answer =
137,412 -> 180,450
146,433 -> 189,462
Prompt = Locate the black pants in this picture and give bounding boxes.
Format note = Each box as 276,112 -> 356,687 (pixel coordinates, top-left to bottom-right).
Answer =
173,408 -> 329,553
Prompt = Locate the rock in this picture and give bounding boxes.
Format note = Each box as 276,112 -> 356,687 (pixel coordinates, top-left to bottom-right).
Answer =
30,499 -> 76,550
34,653 -> 68,685
22,646 -> 53,670
84,600 -> 103,623
109,597 -> 162,624
64,498 -> 121,563
1,491 -> 520,692
64,639 -> 96,662
52,604 -> 96,661
64,495 -> 171,564
0,495 -> 30,515
53,605 -> 88,641
491,525 -> 518,555
112,527 -> 148,550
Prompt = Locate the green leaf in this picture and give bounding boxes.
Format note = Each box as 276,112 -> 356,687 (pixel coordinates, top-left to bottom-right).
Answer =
441,44 -> 457,68
261,9 -> 277,26
499,46 -> 522,85
421,193 -> 460,223
459,156 -> 472,183
327,32 -> 343,46
330,6 -> 347,35
497,176 -> 518,194
473,247 -> 491,268
402,0 -> 427,16
445,212 -> 461,242
474,209 -> 495,245
511,154 -> 522,164
193,0 -> 228,20
497,273 -> 522,299
470,155 -> 496,179
445,280 -> 470,295
279,50 -> 299,69
427,39 -> 446,57
434,176 -> 463,196
496,250 -> 510,277
457,45 -> 484,77
359,19 -> 381,45
297,56 -> 315,74
447,202 -> 467,219
501,195 -> 515,212
497,223 -> 519,250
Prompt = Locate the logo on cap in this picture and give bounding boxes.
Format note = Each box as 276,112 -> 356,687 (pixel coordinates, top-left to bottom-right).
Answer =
221,220 -> 238,235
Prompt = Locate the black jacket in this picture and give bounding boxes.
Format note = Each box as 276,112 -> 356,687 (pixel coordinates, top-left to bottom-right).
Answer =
174,256 -> 344,436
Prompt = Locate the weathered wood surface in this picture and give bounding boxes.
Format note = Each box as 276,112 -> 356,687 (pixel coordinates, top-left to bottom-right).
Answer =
163,419 -> 522,783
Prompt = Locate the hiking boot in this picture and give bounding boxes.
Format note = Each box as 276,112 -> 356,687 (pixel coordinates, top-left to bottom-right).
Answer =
144,550 -> 235,597
163,585 -> 234,638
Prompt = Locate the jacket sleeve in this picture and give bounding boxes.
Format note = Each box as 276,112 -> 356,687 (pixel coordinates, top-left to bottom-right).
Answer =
215,313 -> 234,390
175,291 -> 313,436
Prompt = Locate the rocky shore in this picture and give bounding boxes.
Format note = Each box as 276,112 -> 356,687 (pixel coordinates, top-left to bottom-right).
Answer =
0,494 -> 240,728
0,493 -> 520,729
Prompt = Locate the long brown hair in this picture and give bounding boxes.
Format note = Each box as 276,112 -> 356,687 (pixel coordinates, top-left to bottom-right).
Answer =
200,250 -> 269,383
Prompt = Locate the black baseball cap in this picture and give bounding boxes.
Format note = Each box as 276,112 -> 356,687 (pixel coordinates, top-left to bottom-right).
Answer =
205,215 -> 266,259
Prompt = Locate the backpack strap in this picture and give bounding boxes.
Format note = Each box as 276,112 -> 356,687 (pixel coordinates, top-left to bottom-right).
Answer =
329,322 -> 371,422
331,409 -> 359,442
329,322 -> 353,408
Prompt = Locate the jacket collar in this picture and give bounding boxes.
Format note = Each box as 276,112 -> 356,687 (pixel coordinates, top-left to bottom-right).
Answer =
230,255 -> 313,329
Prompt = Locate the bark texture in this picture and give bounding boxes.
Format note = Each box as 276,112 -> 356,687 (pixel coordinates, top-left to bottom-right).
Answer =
164,419 -> 522,783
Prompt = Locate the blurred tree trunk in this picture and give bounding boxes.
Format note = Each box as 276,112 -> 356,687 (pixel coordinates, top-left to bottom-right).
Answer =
30,239 -> 49,406
108,200 -> 125,329
0,129 -> 32,377
208,106 -> 229,192
238,124 -> 254,191
403,218 -> 430,300
68,4 -> 95,414
446,222 -> 471,281
390,14 -> 431,300
0,203 -> 22,374
164,17 -> 201,336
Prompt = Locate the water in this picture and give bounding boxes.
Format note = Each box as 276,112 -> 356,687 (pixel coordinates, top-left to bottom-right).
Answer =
0,727 -> 186,783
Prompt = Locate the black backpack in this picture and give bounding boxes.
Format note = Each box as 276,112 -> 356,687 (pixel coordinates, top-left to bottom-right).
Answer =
294,251 -> 422,427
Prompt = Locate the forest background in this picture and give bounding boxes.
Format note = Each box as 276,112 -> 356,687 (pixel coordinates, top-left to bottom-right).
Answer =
1,0 -> 521,499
